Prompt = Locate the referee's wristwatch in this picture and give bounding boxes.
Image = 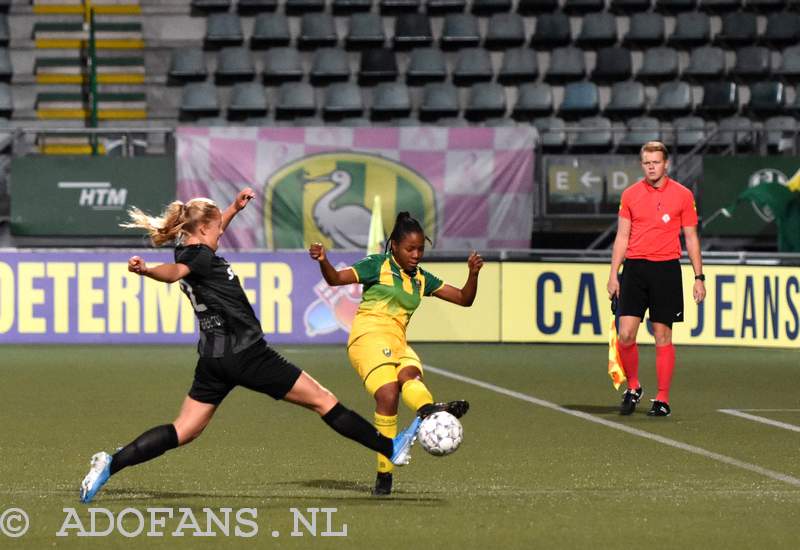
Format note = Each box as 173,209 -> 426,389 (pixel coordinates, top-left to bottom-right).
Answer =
694,274 -> 705,282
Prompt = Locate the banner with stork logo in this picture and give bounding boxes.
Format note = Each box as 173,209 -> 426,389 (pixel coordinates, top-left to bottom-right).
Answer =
176,126 -> 535,251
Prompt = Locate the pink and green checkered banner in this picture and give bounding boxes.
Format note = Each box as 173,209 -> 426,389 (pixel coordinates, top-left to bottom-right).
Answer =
176,127 -> 535,251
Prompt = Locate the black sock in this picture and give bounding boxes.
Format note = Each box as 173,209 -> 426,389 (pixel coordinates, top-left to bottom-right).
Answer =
110,424 -> 179,476
321,403 -> 394,459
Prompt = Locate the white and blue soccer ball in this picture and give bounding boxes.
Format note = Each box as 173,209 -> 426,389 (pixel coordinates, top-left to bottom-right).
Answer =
417,411 -> 463,456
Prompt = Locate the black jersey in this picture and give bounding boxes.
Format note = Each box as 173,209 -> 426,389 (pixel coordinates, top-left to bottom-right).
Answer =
175,244 -> 263,357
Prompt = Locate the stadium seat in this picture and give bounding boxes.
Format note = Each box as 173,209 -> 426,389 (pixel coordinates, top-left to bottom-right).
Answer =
250,13 -> 291,48
191,116 -> 230,126
0,82 -> 11,116
517,0 -> 559,13
698,81 -> 738,117
697,0 -> 741,12
192,0 -> 231,12
262,47 -> 303,83
732,47 -> 771,81
655,0 -> 696,11
637,46 -> 679,82
323,83 -> 364,119
673,116 -> 709,149
623,13 -> 665,48
391,116 -> 421,126
338,117 -> 372,127
380,0 -> 420,13
747,81 -> 785,115
228,82 -> 268,118
668,12 -> 711,49
545,47 -> 586,82
371,82 -> 411,119
0,48 -> 11,82
559,81 -> 600,119
604,81 -> 646,118
715,12 -> 757,47
619,116 -> 662,150
333,0 -> 373,13
437,116 -> 469,126
419,82 -> 460,121
609,0 -> 652,13
310,48 -> 350,85
394,14 -> 433,50
452,47 -> 494,85
484,13 -> 526,50
761,13 -> 800,47
0,16 -> 7,47
530,13 -> 571,50
168,48 -> 207,82
426,0 -> 467,14
497,48 -> 539,84
180,82 -> 220,119
776,46 -> 800,81
707,116 -> 755,150
532,116 -> 567,150
286,0 -> 325,13
215,47 -> 255,82
512,82 -> 554,119
575,13 -> 618,48
359,48 -> 398,85
591,47 -> 632,83
275,82 -> 316,118
570,116 -> 614,152
748,0 -> 785,11
764,116 -> 798,152
298,13 -> 338,50
406,47 -> 447,84
346,13 -> 386,50
237,0 -> 278,13
440,14 -> 481,51
205,13 -> 244,49
563,0 -> 606,13
650,81 -> 694,117
684,46 -> 726,81
465,82 -> 507,121
484,117 -> 516,127
471,0 -> 513,14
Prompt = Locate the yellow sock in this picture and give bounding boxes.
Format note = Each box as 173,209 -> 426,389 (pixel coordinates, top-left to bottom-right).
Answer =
374,413 -> 397,474
401,378 -> 434,413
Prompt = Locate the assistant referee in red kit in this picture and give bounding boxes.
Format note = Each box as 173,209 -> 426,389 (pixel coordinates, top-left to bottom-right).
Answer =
607,141 -> 706,417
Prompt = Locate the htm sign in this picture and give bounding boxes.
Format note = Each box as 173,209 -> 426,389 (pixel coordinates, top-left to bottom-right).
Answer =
58,181 -> 128,210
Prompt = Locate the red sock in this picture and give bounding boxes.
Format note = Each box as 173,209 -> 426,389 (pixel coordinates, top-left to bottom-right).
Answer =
655,343 -> 676,403
617,340 -> 639,391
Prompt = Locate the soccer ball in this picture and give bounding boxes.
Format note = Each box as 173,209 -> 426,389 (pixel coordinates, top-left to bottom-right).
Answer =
417,411 -> 463,456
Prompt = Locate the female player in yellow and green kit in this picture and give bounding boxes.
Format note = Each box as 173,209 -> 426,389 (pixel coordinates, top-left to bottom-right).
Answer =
309,211 -> 483,495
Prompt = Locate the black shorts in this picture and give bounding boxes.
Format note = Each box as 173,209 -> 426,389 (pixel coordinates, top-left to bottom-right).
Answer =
189,339 -> 303,405
618,258 -> 684,328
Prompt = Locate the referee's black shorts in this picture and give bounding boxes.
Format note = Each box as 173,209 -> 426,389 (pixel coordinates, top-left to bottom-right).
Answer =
189,339 -> 303,405
618,258 -> 684,328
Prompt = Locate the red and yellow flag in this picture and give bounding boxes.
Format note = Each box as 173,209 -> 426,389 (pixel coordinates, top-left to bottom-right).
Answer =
608,300 -> 626,390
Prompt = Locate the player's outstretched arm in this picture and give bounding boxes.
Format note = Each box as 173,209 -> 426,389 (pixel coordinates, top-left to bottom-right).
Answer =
128,256 -> 190,283
308,242 -> 358,286
221,187 -> 255,231
432,251 -> 483,306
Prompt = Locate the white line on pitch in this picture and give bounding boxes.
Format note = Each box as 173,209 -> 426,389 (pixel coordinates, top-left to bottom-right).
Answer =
424,365 -> 800,488
736,409 -> 800,412
718,409 -> 800,433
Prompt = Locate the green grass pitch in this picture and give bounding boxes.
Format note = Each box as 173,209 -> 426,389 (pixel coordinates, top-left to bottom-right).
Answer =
1,343 -> 799,549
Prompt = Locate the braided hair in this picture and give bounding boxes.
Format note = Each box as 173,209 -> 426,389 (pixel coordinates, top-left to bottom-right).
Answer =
385,211 -> 431,254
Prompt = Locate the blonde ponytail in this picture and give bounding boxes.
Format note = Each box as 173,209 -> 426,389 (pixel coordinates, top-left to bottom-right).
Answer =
121,198 -> 219,247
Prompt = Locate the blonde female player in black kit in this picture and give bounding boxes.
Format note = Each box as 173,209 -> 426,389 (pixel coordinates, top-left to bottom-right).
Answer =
310,212 -> 483,495
78,188 -> 421,503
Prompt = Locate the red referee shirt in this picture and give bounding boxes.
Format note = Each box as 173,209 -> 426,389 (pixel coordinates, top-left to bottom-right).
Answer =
619,177 -> 698,261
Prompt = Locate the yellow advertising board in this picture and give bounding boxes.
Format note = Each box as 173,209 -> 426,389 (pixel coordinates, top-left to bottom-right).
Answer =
502,263 -> 800,348
406,262 -> 501,342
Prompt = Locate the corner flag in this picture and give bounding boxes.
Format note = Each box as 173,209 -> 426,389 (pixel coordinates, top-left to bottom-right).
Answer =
367,195 -> 384,255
